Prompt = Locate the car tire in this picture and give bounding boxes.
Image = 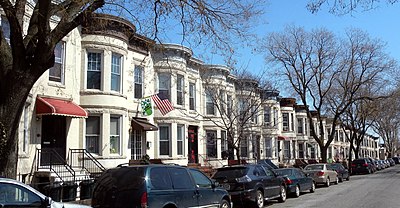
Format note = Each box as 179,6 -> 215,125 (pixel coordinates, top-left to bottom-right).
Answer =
346,176 -> 350,181
310,182 -> 316,193
294,185 -> 300,198
278,185 -> 287,203
254,190 -> 264,208
325,177 -> 330,187
335,177 -> 339,185
220,199 -> 231,208
339,176 -> 343,182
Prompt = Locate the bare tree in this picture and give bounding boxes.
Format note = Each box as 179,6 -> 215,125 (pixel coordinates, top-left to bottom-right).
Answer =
0,0 -> 262,177
264,25 -> 395,162
307,0 -> 398,15
200,67 -> 271,163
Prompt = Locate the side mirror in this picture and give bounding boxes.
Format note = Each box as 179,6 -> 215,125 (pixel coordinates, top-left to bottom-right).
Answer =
43,197 -> 52,206
212,181 -> 220,189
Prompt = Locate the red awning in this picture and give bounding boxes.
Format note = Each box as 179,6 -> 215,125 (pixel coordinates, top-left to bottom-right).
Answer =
278,136 -> 289,141
36,96 -> 88,118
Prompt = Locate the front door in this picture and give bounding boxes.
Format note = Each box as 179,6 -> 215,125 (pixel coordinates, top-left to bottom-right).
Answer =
188,126 -> 198,163
41,116 -> 67,165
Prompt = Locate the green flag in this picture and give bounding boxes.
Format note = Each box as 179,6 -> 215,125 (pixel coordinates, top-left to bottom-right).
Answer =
141,97 -> 153,116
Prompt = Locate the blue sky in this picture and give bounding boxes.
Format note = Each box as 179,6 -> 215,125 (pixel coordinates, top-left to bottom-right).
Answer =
198,1 -> 400,73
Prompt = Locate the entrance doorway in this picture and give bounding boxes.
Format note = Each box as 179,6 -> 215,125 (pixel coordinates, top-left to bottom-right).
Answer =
41,116 -> 67,165
188,126 -> 198,163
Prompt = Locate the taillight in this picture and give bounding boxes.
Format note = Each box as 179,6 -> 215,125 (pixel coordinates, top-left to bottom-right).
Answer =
141,192 -> 148,208
284,177 -> 292,185
316,171 -> 324,176
351,164 -> 356,167
362,163 -> 369,167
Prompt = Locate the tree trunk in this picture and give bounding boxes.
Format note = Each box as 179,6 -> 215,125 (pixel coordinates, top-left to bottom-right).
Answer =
348,143 -> 354,174
319,145 -> 328,163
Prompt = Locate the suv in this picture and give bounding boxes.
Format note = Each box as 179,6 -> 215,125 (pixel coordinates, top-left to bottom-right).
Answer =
351,158 -> 373,174
92,164 -> 232,208
212,164 -> 286,208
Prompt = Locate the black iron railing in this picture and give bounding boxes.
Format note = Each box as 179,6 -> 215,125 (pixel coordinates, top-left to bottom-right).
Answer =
69,149 -> 106,179
36,149 -> 75,183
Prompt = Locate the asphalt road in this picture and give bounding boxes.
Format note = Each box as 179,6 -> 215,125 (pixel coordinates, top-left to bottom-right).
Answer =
265,165 -> 400,208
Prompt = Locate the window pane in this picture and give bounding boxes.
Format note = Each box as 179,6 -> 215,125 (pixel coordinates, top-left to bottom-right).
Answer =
189,83 -> 195,110
177,75 -> 184,105
177,125 -> 184,155
159,126 -> 170,156
150,167 -> 173,190
110,117 -> 120,154
168,168 -> 193,189
134,66 -> 143,98
86,116 -> 100,154
111,53 -> 121,92
87,52 -> 102,89
49,42 -> 64,83
206,131 -> 217,158
159,74 -> 170,100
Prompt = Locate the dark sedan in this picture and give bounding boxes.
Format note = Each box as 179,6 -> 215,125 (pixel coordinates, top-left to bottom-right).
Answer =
274,168 -> 315,198
330,163 -> 350,182
212,164 -> 286,208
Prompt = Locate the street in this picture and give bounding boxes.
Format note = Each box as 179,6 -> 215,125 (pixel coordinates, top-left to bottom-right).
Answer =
265,165 -> 400,208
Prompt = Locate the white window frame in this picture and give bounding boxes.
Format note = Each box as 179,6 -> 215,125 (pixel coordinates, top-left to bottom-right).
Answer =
177,125 -> 184,156
134,65 -> 143,99
189,83 -> 196,110
177,74 -> 184,105
111,53 -> 122,92
49,41 -> 65,84
159,125 -> 171,156
85,116 -> 101,154
110,115 -> 121,155
87,51 -> 102,90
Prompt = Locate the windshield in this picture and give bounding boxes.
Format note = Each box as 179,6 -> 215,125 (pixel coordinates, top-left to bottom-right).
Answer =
275,169 -> 292,176
212,167 -> 248,179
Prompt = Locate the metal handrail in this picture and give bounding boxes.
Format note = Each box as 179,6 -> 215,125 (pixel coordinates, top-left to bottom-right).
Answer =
68,149 -> 106,179
36,148 -> 75,183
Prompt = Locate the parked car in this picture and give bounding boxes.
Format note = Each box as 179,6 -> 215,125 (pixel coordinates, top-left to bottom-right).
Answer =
374,160 -> 383,171
92,164 -> 232,208
366,158 -> 377,172
303,164 -> 338,187
0,177 -> 90,208
388,158 -> 395,166
351,158 -> 374,174
212,164 -> 286,208
378,160 -> 386,169
392,157 -> 400,164
330,163 -> 350,182
274,168 -> 315,198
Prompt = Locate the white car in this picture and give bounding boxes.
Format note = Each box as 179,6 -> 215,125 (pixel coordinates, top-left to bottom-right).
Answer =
0,177 -> 91,208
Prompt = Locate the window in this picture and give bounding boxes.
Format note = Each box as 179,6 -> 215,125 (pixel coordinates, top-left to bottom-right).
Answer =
264,138 -> 272,158
290,113 -> 294,131
221,130 -> 227,153
339,131 -> 344,142
1,16 -> 10,43
159,125 -> 170,156
264,107 -> 271,126
111,53 -> 122,92
134,66 -> 143,99
282,113 -> 289,131
49,42 -> 65,83
158,73 -> 171,100
206,130 -> 217,158
87,52 -> 102,89
189,169 -> 212,188
177,75 -> 184,105
189,83 -> 196,110
335,130 -> 339,142
150,167 -> 173,190
22,105 -> 30,153
130,130 -> 143,160
169,167 -> 193,189
177,125 -> 184,156
297,118 -> 303,134
0,183 -> 42,206
110,116 -> 121,154
240,137 -> 248,158
206,91 -> 215,115
284,141 -> 291,159
273,108 -> 278,127
305,118 -> 308,135
219,90 -> 225,115
298,143 -> 304,158
251,105 -> 258,124
86,116 -> 100,154
227,95 -> 232,116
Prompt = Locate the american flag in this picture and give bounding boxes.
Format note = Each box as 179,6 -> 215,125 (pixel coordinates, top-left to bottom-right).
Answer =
151,93 -> 174,115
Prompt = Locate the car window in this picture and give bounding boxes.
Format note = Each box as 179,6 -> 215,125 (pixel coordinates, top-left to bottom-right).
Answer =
264,168 -> 275,177
150,167 -> 173,190
294,169 -> 303,178
275,169 -> 292,176
189,169 -> 212,188
304,165 -> 324,170
213,167 -> 248,179
169,167 -> 194,189
254,166 -> 267,176
0,182 -> 42,206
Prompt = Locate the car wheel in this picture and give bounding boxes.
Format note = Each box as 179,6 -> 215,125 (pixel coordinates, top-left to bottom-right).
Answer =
339,176 -> 343,182
278,185 -> 287,203
255,190 -> 264,208
220,199 -> 231,208
346,176 -> 350,181
310,182 -> 316,193
335,176 -> 339,185
325,177 -> 330,187
294,185 -> 300,198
